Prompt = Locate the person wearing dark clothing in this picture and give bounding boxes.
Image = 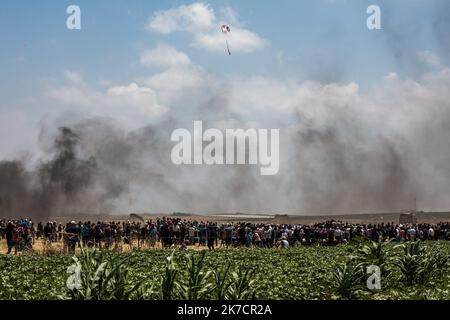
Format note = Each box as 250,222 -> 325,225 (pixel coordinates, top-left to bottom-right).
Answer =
43,223 -> 52,242
224,225 -> 233,248
160,225 -> 169,247
36,222 -> 43,239
207,224 -> 217,250
104,224 -> 113,249
180,224 -> 187,244
65,222 -> 80,252
5,222 -> 14,254
81,223 -> 90,245
238,225 -> 246,246
94,223 -> 103,248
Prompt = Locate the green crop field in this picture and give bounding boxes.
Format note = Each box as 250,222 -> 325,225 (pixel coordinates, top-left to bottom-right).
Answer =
0,241 -> 449,300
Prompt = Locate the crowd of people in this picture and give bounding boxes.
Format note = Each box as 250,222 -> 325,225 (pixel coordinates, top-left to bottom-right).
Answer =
1,217 -> 449,254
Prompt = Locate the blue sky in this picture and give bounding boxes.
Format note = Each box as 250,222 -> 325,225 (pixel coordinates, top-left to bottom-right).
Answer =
0,0 -> 447,104
1,0 -> 448,158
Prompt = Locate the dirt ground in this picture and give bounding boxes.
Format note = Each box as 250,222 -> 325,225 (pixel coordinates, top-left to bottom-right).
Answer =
0,237 -> 213,255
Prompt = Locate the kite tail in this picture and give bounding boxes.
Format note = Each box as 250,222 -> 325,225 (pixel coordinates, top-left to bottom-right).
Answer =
226,39 -> 231,55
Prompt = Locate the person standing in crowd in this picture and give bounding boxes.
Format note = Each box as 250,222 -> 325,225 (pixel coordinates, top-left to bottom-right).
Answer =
43,222 -> 52,243
65,221 -> 80,252
5,221 -> 15,254
280,236 -> 289,249
81,222 -> 90,246
207,223 -> 217,250
2,217 -> 449,253
224,224 -> 233,248
428,226 -> 435,240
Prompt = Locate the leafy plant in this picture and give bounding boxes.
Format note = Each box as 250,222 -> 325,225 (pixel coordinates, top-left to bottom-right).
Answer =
333,262 -> 365,299
1,242 -> 449,300
160,250 -> 179,300
177,250 -> 213,300
357,239 -> 394,289
394,241 -> 426,286
392,240 -> 449,287
65,245 -> 141,300
358,240 -> 391,266
419,243 -> 449,284
228,267 -> 257,300
212,263 -> 233,300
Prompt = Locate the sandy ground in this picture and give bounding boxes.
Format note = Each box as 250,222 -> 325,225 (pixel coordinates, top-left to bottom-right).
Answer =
0,236 -> 219,255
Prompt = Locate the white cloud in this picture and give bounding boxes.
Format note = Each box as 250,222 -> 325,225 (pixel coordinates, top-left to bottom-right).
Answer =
193,28 -> 267,53
140,44 -> 191,68
144,66 -> 207,91
384,72 -> 398,81
416,50 -> 441,67
219,7 -> 240,27
106,83 -> 168,118
142,64 -> 215,112
64,70 -> 83,83
47,86 -> 96,107
147,2 -> 215,34
47,82 -> 168,127
147,2 -> 267,54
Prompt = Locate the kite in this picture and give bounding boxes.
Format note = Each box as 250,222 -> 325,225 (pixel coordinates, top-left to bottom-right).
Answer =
221,24 -> 231,55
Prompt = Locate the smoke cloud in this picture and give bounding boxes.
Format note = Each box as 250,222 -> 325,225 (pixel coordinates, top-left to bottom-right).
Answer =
2,64 -> 450,218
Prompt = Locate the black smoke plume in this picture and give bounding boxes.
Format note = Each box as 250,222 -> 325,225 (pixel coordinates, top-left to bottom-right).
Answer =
0,126 -> 118,219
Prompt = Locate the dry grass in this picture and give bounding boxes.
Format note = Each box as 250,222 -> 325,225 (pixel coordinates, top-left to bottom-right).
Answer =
0,237 -> 214,256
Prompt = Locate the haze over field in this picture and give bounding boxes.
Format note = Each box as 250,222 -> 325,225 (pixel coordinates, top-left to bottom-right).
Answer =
1,1 -> 450,218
